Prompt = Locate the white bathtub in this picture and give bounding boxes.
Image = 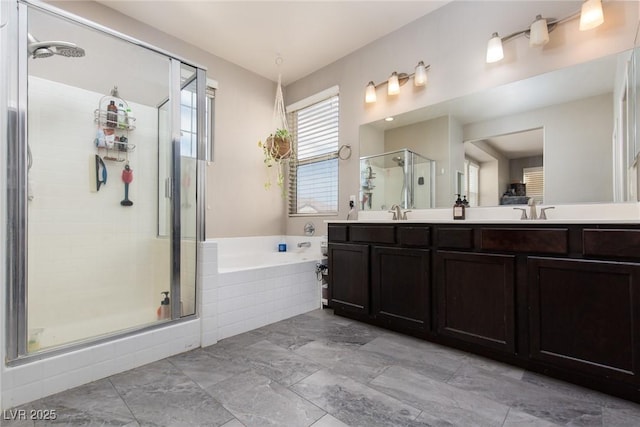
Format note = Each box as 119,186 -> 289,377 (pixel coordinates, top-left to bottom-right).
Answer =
202,236 -> 325,342
219,250 -> 324,273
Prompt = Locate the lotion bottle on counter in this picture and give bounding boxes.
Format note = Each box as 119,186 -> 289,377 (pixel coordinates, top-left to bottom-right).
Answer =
453,194 -> 465,220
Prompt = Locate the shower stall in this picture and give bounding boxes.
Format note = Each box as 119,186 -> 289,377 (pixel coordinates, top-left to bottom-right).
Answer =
360,149 -> 436,211
3,1 -> 208,361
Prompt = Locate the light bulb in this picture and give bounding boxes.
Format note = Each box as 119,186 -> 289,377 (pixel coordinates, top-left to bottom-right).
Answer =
414,61 -> 427,86
530,15 -> 550,47
365,81 -> 377,103
486,33 -> 504,63
388,72 -> 400,96
580,0 -> 604,31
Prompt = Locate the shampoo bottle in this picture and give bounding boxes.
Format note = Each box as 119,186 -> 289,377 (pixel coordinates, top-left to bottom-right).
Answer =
106,100 -> 117,128
157,291 -> 171,320
117,102 -> 127,129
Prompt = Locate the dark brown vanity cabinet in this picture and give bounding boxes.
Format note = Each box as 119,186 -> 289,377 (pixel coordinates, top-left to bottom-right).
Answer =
328,224 -> 431,335
328,242 -> 370,318
372,246 -> 430,336
528,257 -> 640,384
328,222 -> 640,402
436,251 -> 516,354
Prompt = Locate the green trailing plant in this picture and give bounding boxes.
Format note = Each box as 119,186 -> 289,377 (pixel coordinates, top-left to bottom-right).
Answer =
258,128 -> 292,196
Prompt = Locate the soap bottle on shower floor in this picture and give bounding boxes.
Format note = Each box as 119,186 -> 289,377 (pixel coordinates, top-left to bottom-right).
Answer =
157,291 -> 171,320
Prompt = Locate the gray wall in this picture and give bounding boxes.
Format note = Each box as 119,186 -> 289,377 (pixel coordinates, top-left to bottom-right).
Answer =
284,0 -> 637,234
47,1 -> 639,236
464,93 -> 614,204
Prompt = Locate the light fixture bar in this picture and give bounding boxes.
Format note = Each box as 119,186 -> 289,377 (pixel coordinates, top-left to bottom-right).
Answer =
365,62 -> 431,103
486,1 -> 604,64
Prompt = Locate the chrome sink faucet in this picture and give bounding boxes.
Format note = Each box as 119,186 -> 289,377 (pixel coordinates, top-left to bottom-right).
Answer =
514,200 -> 555,220
528,199 -> 538,220
297,241 -> 311,248
388,204 -> 411,220
539,206 -> 555,220
389,204 -> 402,220
514,207 -> 528,220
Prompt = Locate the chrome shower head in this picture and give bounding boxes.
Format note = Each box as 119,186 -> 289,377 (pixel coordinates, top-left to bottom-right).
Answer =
27,33 -> 85,59
392,156 -> 405,167
31,47 -> 55,59
55,45 -> 85,58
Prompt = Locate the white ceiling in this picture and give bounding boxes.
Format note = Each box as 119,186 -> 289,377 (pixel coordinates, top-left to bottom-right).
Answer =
468,128 -> 544,162
96,0 -> 450,84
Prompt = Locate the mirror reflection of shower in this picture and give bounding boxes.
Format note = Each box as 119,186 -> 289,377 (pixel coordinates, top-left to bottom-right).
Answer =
392,155 -> 408,208
360,149 -> 436,211
27,32 -> 85,59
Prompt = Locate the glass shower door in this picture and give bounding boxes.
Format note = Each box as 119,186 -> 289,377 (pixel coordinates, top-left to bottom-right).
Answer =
157,62 -> 202,318
6,1 -> 204,359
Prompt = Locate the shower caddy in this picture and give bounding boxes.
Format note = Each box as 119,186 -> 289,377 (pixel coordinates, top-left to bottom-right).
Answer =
94,86 -> 136,162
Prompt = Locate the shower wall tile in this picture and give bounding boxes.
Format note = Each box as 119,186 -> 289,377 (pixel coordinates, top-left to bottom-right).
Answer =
27,77 -> 169,351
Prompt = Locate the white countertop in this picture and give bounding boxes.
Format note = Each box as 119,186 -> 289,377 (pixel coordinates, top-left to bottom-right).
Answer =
327,219 -> 640,224
327,203 -> 640,225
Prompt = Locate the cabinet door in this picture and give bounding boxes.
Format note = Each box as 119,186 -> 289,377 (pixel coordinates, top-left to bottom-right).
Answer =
528,257 -> 640,383
436,251 -> 516,354
371,246 -> 430,335
328,243 -> 370,317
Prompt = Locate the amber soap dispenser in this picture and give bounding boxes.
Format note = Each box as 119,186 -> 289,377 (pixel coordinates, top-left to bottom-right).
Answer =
453,194 -> 465,220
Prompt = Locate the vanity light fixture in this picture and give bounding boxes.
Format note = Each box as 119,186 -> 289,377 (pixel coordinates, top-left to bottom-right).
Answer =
486,0 -> 604,64
365,61 -> 430,103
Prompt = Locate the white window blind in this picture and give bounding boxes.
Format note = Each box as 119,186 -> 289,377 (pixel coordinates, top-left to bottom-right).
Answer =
288,94 -> 339,214
465,159 -> 479,207
523,166 -> 544,203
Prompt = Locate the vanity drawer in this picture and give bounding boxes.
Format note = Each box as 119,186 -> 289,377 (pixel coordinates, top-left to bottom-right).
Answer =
350,225 -> 395,244
583,229 -> 640,259
436,228 -> 474,249
328,225 -> 348,242
481,228 -> 568,254
397,226 -> 430,247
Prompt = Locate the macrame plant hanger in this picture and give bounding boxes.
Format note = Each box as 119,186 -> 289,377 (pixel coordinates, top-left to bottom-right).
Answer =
271,56 -> 292,159
260,56 -> 292,195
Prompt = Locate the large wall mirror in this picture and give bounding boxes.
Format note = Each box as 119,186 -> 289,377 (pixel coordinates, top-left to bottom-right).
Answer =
360,48 -> 638,210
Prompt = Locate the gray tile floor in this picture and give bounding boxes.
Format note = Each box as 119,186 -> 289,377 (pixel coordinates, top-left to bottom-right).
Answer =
4,309 -> 640,426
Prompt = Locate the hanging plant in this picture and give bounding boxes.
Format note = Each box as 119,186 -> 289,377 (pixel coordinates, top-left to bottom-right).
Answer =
258,130 -> 290,195
259,63 -> 292,197
264,128 -> 292,160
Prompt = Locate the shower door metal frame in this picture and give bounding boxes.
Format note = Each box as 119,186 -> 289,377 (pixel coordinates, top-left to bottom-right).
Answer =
6,0 -> 29,361
5,0 -> 208,363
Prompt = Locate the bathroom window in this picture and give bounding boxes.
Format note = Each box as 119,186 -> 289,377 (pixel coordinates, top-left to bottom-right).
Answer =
180,86 -> 198,158
464,159 -> 479,207
287,88 -> 339,215
523,166 -> 544,203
